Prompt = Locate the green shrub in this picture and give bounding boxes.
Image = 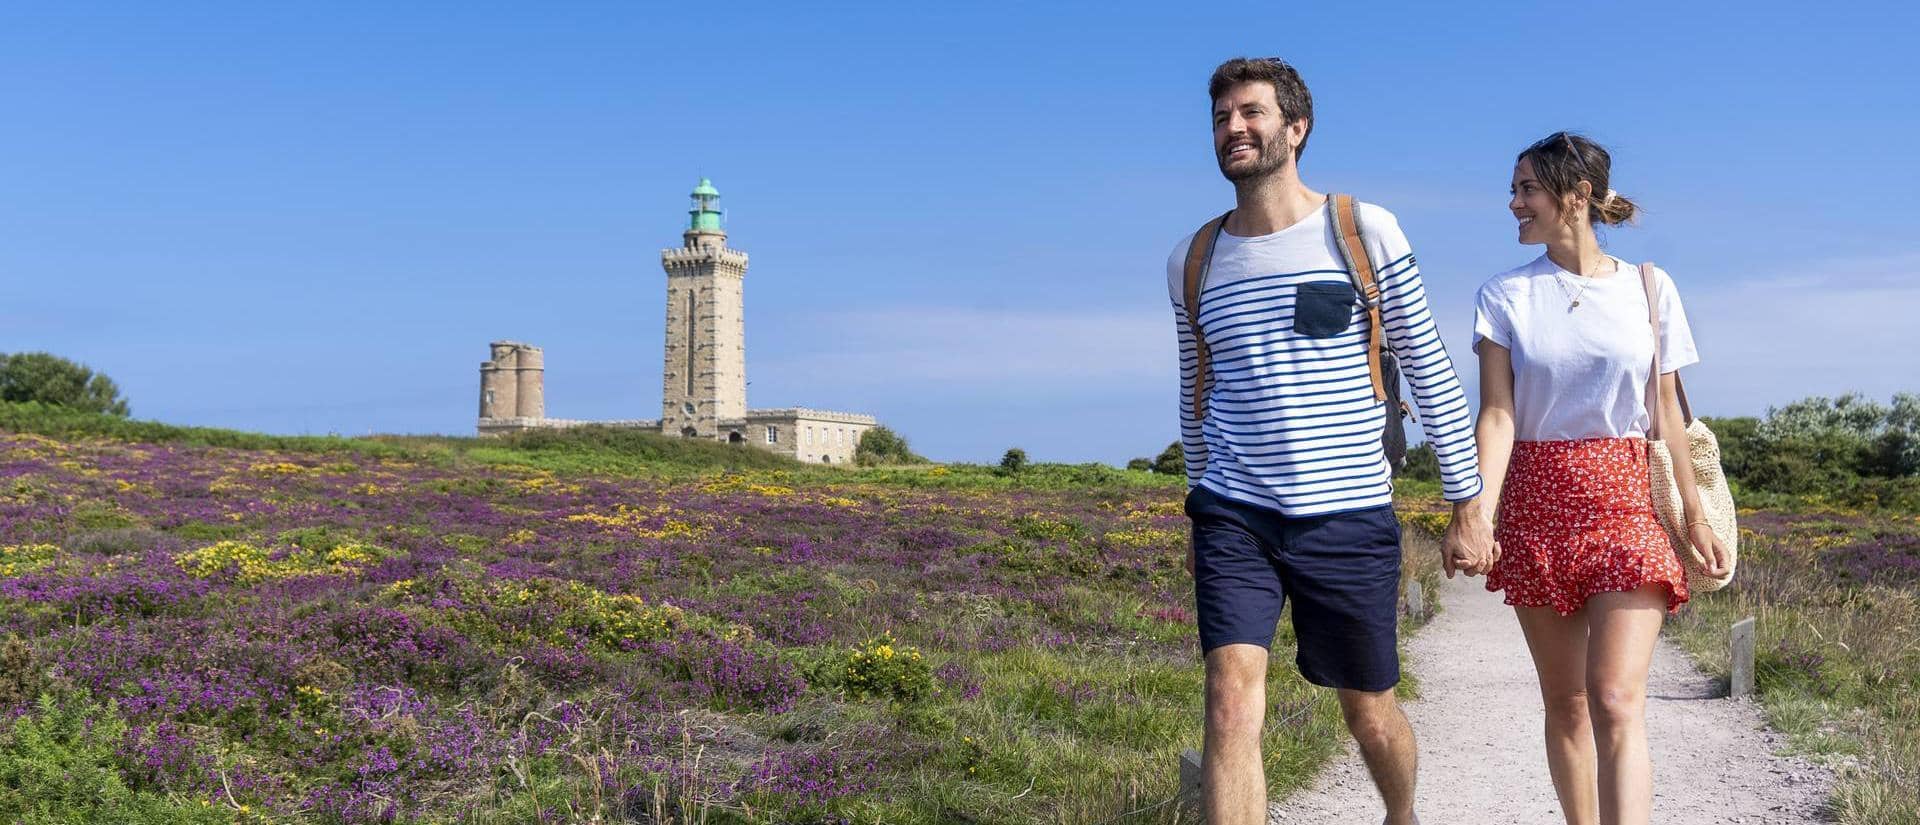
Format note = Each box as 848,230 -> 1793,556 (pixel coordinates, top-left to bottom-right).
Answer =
855,426 -> 926,466
1152,441 -> 1183,476
69,500 -> 142,531
1399,443 -> 1439,481
839,636 -> 934,702
999,448 -> 1029,475
0,694 -> 233,824
1701,393 -> 1920,510
0,544 -> 57,579
0,637 -> 40,712
67,528 -> 166,557
1013,515 -> 1082,542
0,352 -> 129,417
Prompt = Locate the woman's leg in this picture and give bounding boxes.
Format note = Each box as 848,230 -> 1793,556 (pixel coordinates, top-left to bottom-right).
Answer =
1583,583 -> 1668,825
1515,605 -> 1599,825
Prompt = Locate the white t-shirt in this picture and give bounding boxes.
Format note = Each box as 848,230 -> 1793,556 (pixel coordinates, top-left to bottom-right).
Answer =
1472,254 -> 1699,441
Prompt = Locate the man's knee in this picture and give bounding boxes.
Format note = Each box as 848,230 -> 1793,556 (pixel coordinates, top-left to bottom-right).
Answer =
1205,645 -> 1268,736
1338,688 -> 1405,746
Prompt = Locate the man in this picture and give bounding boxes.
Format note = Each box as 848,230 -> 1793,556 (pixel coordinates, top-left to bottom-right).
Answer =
1167,57 -> 1497,825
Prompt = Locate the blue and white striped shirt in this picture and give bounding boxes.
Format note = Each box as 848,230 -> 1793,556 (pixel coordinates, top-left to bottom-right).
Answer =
1167,202 -> 1483,517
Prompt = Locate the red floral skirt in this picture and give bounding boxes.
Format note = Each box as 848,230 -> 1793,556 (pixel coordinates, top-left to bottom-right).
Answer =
1486,438 -> 1689,615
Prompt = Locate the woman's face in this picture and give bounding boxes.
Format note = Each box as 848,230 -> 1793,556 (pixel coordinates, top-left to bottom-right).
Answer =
1509,157 -> 1578,246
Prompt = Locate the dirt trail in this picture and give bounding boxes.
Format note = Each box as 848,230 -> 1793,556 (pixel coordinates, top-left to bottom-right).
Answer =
1267,573 -> 1833,824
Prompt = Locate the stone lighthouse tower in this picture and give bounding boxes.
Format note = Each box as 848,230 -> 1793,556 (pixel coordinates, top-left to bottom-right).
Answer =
658,179 -> 748,439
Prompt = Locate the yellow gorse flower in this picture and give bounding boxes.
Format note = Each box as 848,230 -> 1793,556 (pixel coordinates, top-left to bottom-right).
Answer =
563,506 -> 708,539
176,540 -> 394,583
0,543 -> 58,578
247,462 -> 311,476
1103,527 -> 1182,550
1402,511 -> 1451,538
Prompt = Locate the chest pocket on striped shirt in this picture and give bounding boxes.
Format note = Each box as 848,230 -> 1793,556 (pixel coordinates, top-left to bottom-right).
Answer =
1291,281 -> 1358,338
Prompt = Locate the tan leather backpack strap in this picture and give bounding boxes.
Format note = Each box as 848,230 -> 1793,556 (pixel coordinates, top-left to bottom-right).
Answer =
1184,212 -> 1231,424
1329,194 -> 1386,402
1640,262 -> 1664,440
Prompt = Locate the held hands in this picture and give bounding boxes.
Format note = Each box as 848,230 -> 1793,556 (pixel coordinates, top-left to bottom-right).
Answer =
1685,520 -> 1731,578
1442,498 -> 1500,579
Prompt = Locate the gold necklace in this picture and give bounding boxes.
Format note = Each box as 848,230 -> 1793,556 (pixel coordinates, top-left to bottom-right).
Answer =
1554,258 -> 1615,309
1554,270 -> 1594,309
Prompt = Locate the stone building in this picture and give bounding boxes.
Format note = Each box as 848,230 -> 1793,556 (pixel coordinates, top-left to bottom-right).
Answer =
476,179 -> 877,465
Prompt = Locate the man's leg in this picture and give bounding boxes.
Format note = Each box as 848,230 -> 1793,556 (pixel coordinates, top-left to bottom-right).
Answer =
1186,486 -> 1288,825
1338,688 -> 1418,825
1204,643 -> 1272,825
1280,504 -> 1413,823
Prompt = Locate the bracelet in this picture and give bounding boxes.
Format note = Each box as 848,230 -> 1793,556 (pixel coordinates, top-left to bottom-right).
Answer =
1685,519 -> 1711,529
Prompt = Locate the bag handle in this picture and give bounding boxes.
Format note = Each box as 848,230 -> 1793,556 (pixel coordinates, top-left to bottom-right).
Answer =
1640,263 -> 1664,440
1639,262 -> 1696,441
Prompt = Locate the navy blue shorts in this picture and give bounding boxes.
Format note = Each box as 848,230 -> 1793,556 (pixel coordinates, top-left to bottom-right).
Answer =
1186,484 -> 1403,692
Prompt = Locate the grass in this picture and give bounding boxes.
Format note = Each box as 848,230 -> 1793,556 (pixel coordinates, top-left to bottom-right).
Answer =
0,405 -> 1463,823
0,401 -> 1180,491
1662,508 -> 1920,825
0,400 -> 1459,823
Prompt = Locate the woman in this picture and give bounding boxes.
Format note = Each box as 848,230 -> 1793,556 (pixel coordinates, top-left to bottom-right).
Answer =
1471,132 -> 1732,825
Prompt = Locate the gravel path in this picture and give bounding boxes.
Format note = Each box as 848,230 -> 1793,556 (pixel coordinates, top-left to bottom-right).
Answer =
1266,573 -> 1834,824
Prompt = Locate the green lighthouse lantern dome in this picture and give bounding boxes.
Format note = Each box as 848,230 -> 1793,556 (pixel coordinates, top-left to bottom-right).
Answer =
688,178 -> 723,233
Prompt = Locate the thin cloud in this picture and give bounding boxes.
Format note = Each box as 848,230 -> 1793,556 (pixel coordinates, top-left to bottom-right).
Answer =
758,307 -> 1175,389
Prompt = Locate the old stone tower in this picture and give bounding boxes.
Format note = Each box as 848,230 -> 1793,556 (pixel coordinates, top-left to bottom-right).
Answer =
478,341 -> 543,420
659,179 -> 747,439
476,179 -> 877,464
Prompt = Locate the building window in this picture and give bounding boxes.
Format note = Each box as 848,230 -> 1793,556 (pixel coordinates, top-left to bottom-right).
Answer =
806,427 -> 813,446
684,291 -> 696,396
766,426 -> 778,444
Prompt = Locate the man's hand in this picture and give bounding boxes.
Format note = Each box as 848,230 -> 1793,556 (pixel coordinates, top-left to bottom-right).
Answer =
1441,497 -> 1499,579
1185,543 -> 1196,577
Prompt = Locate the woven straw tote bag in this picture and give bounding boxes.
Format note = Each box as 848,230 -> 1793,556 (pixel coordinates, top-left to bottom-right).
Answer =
1639,263 -> 1737,592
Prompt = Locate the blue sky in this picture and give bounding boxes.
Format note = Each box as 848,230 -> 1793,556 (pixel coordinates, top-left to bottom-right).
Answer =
3,1 -> 1915,463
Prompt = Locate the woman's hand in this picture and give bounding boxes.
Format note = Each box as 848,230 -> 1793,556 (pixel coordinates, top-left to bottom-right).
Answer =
1685,522 -> 1730,578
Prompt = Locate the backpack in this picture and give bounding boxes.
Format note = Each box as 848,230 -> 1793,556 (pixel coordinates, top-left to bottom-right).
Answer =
1181,193 -> 1413,476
